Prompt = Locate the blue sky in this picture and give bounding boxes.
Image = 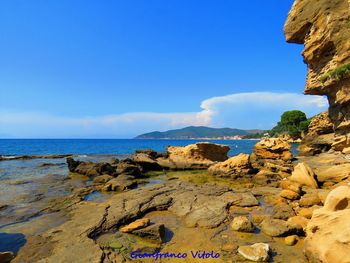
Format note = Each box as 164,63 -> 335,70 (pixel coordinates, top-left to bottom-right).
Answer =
0,0 -> 328,138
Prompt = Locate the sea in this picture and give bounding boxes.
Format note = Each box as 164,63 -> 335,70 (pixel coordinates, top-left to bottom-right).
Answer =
0,139 -> 259,157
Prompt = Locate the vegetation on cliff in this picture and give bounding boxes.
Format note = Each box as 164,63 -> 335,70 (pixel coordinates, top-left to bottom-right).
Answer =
319,63 -> 350,84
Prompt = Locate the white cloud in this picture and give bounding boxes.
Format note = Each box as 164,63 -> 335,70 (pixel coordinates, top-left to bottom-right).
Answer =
0,92 -> 328,138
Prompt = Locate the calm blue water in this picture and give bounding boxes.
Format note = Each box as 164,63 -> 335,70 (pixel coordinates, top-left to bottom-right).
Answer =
0,139 -> 260,157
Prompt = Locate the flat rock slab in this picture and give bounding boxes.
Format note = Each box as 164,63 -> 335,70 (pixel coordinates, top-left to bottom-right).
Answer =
13,181 -> 257,262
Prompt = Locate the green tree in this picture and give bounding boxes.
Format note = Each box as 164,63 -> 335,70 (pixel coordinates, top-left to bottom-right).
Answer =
269,110 -> 310,138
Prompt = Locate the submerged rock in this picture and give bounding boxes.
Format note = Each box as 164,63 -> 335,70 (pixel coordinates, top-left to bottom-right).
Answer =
272,203 -> 296,220
260,217 -> 303,237
238,243 -> 270,262
131,223 -> 165,243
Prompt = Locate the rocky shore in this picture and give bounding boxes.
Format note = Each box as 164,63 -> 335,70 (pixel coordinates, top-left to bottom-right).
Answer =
2,1 -> 350,262
0,134 -> 348,262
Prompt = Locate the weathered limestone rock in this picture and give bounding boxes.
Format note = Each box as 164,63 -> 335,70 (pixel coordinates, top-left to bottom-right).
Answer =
299,193 -> 322,207
305,185 -> 350,263
238,243 -> 270,262
287,216 -> 309,230
308,111 -> 334,137
260,217 -> 303,237
115,159 -> 142,177
299,111 -> 334,156
289,162 -> 318,189
299,153 -> 350,183
272,203 -> 296,220
103,174 -> 137,192
280,189 -> 300,200
132,150 -> 163,172
280,179 -> 302,195
284,0 -> 350,138
297,207 -> 315,219
253,138 -> 292,161
231,216 -> 255,232
93,174 -> 113,184
208,153 -> 253,178
120,218 -> 151,233
131,223 -> 165,243
67,157 -> 116,177
299,133 -> 335,156
157,142 -> 229,169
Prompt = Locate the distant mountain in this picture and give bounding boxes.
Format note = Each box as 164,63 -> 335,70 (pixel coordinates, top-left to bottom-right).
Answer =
135,126 -> 264,139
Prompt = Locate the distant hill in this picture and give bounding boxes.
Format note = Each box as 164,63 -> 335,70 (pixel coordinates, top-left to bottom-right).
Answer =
135,126 -> 264,139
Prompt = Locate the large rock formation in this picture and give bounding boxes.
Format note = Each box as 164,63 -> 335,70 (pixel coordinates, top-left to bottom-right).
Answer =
253,138 -> 292,161
299,111 -> 335,155
157,142 -> 229,169
304,185 -> 350,263
251,138 -> 293,182
284,0 -> 350,146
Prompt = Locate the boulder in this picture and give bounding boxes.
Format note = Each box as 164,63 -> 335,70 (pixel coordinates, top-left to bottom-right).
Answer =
299,193 -> 322,207
208,153 -> 253,178
289,162 -> 318,189
115,159 -> 142,177
279,179 -> 302,195
120,218 -> 150,233
131,223 -> 165,243
287,216 -> 309,230
93,174 -> 113,184
158,142 -> 229,169
260,217 -> 303,237
280,190 -> 300,200
297,207 -> 314,219
253,138 -> 292,161
305,185 -> 350,263
132,152 -> 163,172
272,203 -> 296,220
231,216 -> 255,233
238,243 -> 270,262
67,158 -> 116,177
103,174 -> 137,192
221,192 -> 259,207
